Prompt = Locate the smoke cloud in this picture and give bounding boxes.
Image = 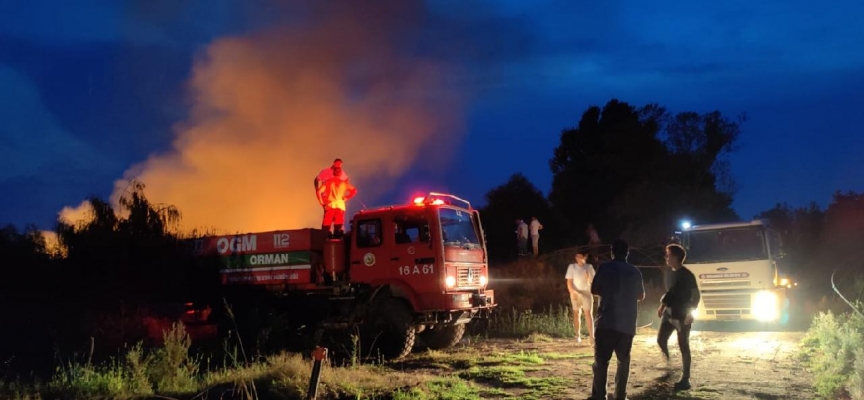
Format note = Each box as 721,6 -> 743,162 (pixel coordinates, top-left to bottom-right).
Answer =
62,2 -> 467,233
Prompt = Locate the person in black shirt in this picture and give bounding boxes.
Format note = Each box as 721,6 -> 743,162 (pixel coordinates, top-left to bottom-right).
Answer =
657,243 -> 701,391
590,239 -> 645,400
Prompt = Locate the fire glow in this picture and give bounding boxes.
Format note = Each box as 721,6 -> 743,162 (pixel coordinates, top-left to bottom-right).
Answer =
59,2 -> 466,234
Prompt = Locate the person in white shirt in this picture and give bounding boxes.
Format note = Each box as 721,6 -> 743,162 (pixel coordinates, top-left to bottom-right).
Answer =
565,252 -> 596,345
515,219 -> 529,257
529,216 -> 543,257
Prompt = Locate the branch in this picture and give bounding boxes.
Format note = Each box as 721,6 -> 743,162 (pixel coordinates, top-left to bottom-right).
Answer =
831,269 -> 864,318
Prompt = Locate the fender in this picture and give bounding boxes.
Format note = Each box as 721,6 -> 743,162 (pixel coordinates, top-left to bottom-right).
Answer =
367,279 -> 421,312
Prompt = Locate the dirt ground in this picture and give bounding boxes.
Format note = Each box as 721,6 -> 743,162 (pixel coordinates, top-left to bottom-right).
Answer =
428,327 -> 814,400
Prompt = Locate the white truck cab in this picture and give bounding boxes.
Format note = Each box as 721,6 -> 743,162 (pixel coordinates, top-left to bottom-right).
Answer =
680,219 -> 788,323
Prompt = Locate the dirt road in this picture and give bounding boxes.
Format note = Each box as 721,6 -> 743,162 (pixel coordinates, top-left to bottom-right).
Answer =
403,328 -> 814,400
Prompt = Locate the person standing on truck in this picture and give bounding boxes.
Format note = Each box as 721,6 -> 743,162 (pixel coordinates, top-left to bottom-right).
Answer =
589,239 -> 645,400
529,216 -> 543,257
565,252 -> 595,345
515,219 -> 529,257
317,166 -> 357,238
656,243 -> 701,391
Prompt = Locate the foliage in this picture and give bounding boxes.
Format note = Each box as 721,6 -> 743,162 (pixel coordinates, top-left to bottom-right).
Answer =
547,99 -> 741,247
757,191 -> 864,301
45,323 -> 198,399
755,202 -> 824,277
55,180 -> 203,307
801,308 -> 864,399
147,323 -> 199,393
479,173 -> 557,262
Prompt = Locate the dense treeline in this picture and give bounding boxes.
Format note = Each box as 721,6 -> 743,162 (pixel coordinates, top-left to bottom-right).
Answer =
0,182 -> 220,377
481,99 -> 741,262
756,191 -> 864,296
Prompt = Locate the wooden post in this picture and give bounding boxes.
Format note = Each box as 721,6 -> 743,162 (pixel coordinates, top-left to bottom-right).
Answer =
306,346 -> 328,400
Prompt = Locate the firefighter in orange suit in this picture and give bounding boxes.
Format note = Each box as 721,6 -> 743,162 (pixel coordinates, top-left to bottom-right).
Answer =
317,166 -> 357,237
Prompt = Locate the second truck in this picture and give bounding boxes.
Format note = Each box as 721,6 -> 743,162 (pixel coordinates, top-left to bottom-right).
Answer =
678,219 -> 790,324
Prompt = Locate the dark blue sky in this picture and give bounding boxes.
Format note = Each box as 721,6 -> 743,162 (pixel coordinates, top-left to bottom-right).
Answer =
2,1 -> 863,231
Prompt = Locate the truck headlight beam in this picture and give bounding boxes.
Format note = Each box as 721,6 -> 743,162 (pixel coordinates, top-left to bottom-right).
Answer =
753,291 -> 779,322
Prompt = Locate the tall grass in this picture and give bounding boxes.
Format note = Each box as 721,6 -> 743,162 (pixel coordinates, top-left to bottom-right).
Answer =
487,305 -> 577,338
42,322 -> 198,399
1,322 -> 440,400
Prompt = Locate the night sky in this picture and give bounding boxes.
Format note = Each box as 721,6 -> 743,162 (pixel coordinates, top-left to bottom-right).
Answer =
2,1 -> 863,232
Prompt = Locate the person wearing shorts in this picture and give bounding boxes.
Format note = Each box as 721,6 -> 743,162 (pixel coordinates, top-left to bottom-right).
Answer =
565,252 -> 595,345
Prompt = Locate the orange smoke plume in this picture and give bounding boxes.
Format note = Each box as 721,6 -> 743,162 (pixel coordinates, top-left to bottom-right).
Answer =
64,3 -> 467,233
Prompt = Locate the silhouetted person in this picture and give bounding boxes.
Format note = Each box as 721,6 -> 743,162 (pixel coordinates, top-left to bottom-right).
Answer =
529,216 -> 543,256
657,243 -> 701,391
515,219 -> 528,257
590,239 -> 645,400
586,223 -> 602,263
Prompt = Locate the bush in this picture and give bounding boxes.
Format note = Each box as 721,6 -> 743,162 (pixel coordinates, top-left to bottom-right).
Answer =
801,308 -> 864,399
45,322 -> 200,399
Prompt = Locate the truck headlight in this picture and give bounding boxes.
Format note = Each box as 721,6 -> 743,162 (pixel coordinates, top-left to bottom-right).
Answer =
479,275 -> 487,286
753,291 -> 779,322
779,278 -> 789,286
445,276 -> 456,288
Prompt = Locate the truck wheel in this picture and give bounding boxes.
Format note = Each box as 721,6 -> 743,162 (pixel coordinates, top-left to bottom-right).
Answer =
419,323 -> 466,350
361,298 -> 415,360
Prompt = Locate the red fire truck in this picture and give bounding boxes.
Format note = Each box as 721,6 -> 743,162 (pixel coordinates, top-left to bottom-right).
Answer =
192,192 -> 495,359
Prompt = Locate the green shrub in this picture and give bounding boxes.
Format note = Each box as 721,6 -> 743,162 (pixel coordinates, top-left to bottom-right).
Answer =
147,322 -> 199,393
852,346 -> 864,400
46,322 -> 200,398
801,309 -> 864,399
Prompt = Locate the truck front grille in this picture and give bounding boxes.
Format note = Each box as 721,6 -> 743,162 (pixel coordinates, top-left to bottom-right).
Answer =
703,293 -> 751,309
456,266 -> 483,287
701,280 -> 751,288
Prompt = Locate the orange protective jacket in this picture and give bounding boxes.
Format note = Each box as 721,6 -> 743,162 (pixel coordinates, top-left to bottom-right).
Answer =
317,179 -> 357,210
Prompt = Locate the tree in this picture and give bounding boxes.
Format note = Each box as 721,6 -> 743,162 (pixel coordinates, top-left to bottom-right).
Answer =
548,99 -> 740,247
479,173 -> 555,262
55,180 -> 194,306
756,193 -> 864,298
821,191 -> 864,274
0,224 -> 52,300
756,202 -> 824,279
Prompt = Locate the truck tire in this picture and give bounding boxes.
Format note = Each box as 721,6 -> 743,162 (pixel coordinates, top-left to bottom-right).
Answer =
419,323 -> 466,350
361,297 -> 415,360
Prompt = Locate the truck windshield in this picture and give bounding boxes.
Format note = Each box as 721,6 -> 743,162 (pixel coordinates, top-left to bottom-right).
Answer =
684,227 -> 768,264
439,208 -> 481,249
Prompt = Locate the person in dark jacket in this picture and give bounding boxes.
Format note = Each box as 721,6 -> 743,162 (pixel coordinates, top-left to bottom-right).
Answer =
656,243 -> 701,391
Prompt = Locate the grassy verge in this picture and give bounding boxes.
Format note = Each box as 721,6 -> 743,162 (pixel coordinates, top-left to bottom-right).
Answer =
396,348 -> 577,400
0,312 -> 589,400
